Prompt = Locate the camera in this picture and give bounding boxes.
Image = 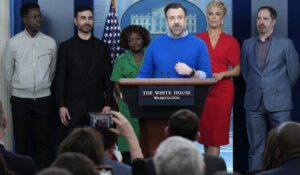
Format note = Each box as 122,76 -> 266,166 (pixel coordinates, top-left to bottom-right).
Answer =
89,112 -> 116,128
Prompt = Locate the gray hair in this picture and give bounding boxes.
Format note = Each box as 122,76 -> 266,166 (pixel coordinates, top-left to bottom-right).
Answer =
154,136 -> 205,175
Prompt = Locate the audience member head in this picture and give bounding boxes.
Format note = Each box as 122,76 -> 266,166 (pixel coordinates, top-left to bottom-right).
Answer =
154,136 -> 205,175
120,25 -> 150,50
273,121 -> 300,165
52,152 -> 98,175
166,109 -> 199,141
95,125 -> 117,157
262,126 -> 279,170
36,167 -> 72,175
58,126 -> 104,165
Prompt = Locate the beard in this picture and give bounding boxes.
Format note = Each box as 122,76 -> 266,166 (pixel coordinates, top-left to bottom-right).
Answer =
78,24 -> 92,33
257,24 -> 267,34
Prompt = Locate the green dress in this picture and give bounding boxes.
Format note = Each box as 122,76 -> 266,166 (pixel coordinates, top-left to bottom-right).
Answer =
110,51 -> 145,152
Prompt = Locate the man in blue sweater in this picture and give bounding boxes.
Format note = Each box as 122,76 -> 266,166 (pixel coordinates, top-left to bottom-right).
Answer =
137,2 -> 212,78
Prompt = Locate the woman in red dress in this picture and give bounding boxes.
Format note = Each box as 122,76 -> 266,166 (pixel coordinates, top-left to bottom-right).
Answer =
195,0 -> 240,156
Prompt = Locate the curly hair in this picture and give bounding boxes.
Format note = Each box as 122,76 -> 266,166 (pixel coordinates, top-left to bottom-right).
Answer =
120,25 -> 150,50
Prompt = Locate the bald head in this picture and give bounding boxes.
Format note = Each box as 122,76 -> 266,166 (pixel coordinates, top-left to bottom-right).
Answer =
274,121 -> 300,162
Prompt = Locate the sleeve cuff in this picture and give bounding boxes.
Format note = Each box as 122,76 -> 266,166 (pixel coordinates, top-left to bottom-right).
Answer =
197,71 -> 206,79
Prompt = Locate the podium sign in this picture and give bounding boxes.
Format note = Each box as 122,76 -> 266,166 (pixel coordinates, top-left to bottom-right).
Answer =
119,78 -> 213,119
138,86 -> 195,106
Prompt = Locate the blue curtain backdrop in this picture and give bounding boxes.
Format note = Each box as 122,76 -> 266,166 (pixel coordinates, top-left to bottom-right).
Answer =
232,0 -> 251,173
289,1 -> 300,123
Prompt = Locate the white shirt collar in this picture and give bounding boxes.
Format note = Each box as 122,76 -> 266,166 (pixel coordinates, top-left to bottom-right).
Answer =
167,29 -> 188,39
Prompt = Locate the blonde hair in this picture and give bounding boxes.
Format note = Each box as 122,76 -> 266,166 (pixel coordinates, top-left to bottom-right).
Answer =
206,0 -> 227,17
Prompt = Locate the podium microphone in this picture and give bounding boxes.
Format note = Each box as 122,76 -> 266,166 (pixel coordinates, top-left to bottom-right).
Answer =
161,72 -> 164,78
167,72 -> 170,78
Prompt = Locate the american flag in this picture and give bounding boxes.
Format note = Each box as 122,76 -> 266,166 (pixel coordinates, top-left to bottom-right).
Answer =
102,0 -> 124,64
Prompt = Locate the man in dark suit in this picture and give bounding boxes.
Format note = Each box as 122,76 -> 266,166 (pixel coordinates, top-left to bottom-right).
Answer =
146,109 -> 227,175
0,99 -> 37,174
241,6 -> 300,170
55,5 -> 113,131
257,121 -> 300,175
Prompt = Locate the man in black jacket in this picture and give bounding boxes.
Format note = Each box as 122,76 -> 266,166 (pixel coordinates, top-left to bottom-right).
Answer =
0,99 -> 37,174
55,5 -> 113,131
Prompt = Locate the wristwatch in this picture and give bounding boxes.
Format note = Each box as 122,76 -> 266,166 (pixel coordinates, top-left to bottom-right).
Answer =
189,69 -> 196,77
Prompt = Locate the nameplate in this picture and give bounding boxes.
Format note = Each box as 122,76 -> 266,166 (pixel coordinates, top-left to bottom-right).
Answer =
138,86 -> 195,106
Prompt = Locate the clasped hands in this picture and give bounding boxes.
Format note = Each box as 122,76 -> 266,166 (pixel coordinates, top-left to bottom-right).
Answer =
175,62 -> 193,76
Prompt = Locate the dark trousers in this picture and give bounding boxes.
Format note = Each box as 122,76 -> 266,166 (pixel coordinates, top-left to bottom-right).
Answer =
10,96 -> 52,169
67,113 -> 90,133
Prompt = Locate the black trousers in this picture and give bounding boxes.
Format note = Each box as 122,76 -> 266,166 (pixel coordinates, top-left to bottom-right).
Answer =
67,113 -> 90,133
10,96 -> 52,169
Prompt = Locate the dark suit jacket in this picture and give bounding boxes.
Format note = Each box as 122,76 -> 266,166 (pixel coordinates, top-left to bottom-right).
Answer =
256,157 -> 300,175
0,144 -> 37,175
241,35 -> 300,112
145,153 -> 227,175
55,35 -> 113,114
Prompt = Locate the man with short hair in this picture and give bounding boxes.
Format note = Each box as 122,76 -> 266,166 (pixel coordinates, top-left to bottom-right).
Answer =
96,126 -> 132,175
55,5 -> 113,131
146,109 -> 227,175
0,99 -> 37,174
2,2 -> 57,168
154,136 -> 205,175
257,121 -> 300,175
137,2 -> 212,78
241,6 -> 300,170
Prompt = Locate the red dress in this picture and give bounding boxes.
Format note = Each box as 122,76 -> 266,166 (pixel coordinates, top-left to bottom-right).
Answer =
195,31 -> 240,146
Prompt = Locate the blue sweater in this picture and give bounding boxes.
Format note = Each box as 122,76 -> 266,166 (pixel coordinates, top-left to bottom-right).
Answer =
103,155 -> 132,175
137,33 -> 212,78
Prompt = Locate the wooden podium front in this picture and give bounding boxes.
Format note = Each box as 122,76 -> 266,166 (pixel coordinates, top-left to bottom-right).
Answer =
119,78 -> 214,157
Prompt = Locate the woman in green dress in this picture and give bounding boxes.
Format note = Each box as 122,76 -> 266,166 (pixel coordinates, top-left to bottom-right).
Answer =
110,25 -> 150,162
